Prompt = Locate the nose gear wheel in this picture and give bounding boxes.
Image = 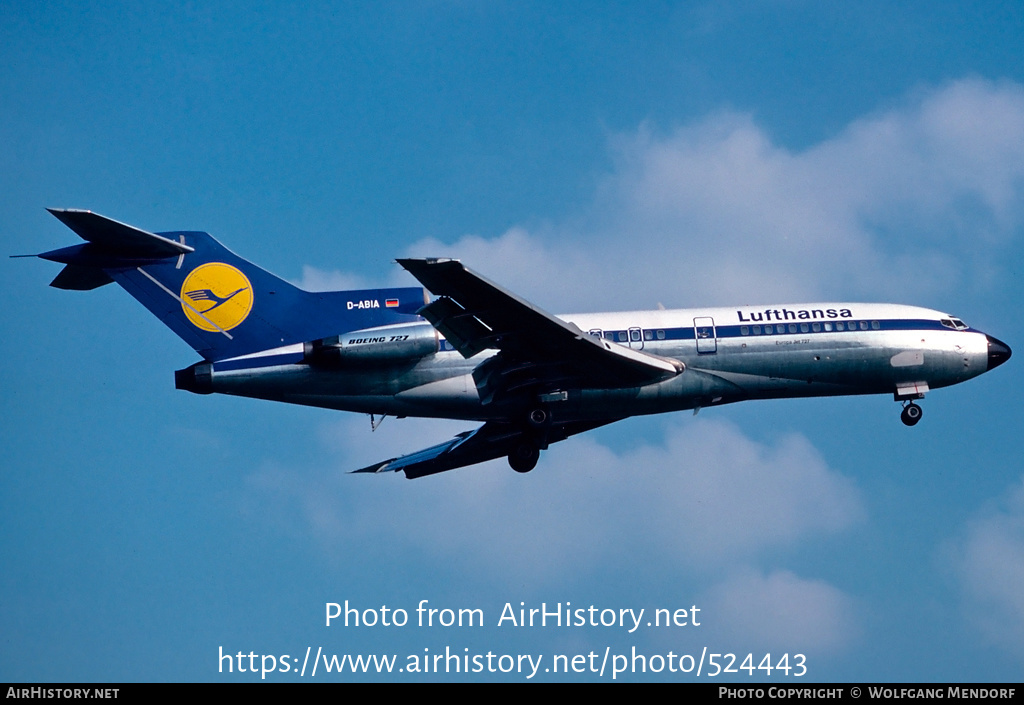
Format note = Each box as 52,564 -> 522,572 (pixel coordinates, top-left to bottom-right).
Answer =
900,401 -> 923,426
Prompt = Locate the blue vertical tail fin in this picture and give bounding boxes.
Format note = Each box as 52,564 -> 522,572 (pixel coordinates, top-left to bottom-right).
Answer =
38,209 -> 427,361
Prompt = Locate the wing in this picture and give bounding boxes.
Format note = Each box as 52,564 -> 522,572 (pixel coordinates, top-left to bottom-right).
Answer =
367,259 -> 681,477
354,419 -> 616,479
397,258 -> 683,403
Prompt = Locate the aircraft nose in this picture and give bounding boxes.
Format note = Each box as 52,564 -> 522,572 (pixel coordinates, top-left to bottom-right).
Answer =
987,335 -> 1012,371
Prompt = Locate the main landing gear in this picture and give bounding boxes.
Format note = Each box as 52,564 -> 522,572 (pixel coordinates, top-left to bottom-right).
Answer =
508,441 -> 541,473
900,401 -> 923,427
526,406 -> 549,428
507,406 -> 550,473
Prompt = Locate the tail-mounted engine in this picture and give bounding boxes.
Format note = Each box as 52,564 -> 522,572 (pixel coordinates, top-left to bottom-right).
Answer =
304,322 -> 439,365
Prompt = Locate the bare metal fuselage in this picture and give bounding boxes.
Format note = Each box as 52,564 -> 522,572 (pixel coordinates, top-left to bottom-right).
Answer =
198,302 -> 998,424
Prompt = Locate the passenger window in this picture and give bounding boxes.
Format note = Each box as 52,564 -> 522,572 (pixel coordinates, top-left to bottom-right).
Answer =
812,323 -> 821,332
741,326 -> 749,335
800,323 -> 809,333
644,330 -> 653,341
788,324 -> 797,334
657,330 -> 665,340
752,325 -> 761,335
859,321 -> 868,331
871,321 -> 880,330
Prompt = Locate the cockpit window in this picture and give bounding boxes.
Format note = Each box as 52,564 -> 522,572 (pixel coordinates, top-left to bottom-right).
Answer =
941,317 -> 968,331
951,318 -> 967,330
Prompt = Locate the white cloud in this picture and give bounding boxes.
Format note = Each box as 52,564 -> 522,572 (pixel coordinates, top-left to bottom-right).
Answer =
292,264 -> 370,292
247,417 -> 863,584
243,416 -> 863,655
379,78 -> 1024,311
395,226 -> 595,310
704,568 -> 859,654
951,477 -> 1024,657
596,418 -> 865,563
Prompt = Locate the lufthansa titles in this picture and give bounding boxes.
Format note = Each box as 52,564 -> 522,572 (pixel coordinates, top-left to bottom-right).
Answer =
737,307 -> 853,323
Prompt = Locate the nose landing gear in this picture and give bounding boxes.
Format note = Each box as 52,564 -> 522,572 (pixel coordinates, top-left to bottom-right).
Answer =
900,401 -> 923,426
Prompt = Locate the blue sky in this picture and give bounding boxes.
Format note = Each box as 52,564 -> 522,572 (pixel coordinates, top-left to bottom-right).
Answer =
3,1 -> 1024,682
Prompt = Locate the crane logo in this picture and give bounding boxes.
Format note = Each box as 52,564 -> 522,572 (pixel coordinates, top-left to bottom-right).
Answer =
180,262 -> 253,332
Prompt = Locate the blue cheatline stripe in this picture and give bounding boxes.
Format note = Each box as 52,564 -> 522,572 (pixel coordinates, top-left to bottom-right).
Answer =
588,318 -> 964,345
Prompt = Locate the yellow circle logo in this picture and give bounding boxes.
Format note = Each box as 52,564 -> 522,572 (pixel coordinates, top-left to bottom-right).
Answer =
180,262 -> 253,332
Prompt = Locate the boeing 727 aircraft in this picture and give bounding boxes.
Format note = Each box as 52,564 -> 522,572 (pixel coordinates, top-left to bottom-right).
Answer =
31,209 -> 1012,478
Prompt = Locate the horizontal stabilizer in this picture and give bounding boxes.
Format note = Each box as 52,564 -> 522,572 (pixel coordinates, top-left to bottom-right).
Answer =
47,209 -> 194,258
49,264 -> 114,290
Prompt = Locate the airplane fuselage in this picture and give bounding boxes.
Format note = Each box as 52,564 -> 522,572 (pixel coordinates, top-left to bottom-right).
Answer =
184,302 -> 1004,425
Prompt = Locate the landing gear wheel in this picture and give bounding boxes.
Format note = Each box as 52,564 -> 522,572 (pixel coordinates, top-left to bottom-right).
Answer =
901,402 -> 923,427
508,442 -> 540,473
527,407 -> 549,428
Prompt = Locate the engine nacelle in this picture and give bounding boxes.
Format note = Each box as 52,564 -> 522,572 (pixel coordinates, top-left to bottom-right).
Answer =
304,322 -> 439,365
